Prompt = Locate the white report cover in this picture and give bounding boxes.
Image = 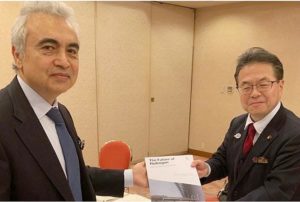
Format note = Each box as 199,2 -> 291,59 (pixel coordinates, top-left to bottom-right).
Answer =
145,155 -> 204,201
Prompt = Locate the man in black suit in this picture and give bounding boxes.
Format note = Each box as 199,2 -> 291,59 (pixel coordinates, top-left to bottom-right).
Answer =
0,2 -> 147,201
192,47 -> 300,200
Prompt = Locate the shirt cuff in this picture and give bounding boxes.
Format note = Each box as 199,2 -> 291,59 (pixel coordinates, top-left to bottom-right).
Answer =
203,162 -> 211,178
124,169 -> 133,187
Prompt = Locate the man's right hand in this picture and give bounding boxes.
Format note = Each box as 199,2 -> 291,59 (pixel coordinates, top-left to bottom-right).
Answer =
132,161 -> 148,188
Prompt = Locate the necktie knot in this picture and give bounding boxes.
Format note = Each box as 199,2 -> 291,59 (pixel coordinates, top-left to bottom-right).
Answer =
47,107 -> 64,124
248,123 -> 256,136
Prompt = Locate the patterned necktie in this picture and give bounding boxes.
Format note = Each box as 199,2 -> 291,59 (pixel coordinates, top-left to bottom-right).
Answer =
47,107 -> 82,201
243,123 -> 256,157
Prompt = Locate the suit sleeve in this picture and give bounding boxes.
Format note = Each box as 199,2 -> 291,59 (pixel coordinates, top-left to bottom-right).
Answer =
87,166 -> 124,197
200,118 -> 238,185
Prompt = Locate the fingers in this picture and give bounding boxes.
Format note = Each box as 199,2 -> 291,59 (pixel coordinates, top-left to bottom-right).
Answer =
191,160 -> 204,168
191,160 -> 209,178
132,161 -> 149,188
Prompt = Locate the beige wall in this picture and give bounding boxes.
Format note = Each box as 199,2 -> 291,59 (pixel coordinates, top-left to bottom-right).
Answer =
96,2 -> 151,161
0,3 -> 21,87
96,2 -> 194,160
2,1 -> 299,164
0,2 -> 193,165
190,2 -> 300,153
149,3 -> 194,156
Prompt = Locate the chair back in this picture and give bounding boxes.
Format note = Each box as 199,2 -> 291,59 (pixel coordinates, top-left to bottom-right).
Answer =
99,140 -> 132,169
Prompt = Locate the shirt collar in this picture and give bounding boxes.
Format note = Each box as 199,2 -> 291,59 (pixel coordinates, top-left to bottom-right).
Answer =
17,75 -> 58,119
244,102 -> 281,134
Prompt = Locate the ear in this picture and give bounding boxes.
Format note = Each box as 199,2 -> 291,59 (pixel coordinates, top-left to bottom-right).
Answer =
278,80 -> 284,97
279,79 -> 284,89
12,46 -> 23,69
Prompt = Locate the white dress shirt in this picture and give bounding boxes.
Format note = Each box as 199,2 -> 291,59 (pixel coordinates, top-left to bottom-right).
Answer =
17,76 -> 67,176
244,102 -> 281,144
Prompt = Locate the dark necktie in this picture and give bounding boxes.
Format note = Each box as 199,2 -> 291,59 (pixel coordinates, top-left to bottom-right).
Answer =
243,123 -> 256,157
47,107 -> 82,201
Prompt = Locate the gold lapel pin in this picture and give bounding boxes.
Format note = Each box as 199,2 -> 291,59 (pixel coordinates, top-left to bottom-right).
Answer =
267,135 -> 272,140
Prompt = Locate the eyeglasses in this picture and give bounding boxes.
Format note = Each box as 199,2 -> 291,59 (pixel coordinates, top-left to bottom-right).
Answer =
237,80 -> 279,95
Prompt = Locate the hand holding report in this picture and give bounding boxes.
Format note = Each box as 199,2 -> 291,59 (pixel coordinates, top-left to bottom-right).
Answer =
145,155 -> 204,201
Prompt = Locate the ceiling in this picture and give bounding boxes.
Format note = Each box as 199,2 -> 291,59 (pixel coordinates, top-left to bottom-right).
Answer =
161,1 -> 236,9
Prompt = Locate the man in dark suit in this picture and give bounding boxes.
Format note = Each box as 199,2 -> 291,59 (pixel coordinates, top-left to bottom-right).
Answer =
0,2 -> 147,201
192,47 -> 300,200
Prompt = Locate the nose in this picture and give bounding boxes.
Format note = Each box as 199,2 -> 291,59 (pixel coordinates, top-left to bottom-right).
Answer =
250,85 -> 261,97
53,51 -> 70,69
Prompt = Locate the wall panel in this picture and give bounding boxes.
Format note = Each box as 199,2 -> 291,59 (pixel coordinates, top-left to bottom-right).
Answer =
96,2 -> 151,161
149,3 -> 194,156
0,3 -> 21,88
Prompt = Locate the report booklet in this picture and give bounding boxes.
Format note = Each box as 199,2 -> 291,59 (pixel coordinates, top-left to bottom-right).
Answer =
145,155 -> 204,201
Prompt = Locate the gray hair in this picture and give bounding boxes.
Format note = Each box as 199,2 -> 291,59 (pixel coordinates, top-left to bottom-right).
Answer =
234,47 -> 284,87
11,1 -> 79,70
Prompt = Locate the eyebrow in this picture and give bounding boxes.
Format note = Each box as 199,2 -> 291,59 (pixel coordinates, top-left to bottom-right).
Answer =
36,38 -> 79,50
69,43 -> 80,51
240,77 -> 272,85
36,38 -> 58,47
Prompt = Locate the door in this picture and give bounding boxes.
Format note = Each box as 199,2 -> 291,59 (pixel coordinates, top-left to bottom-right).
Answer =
148,3 -> 194,156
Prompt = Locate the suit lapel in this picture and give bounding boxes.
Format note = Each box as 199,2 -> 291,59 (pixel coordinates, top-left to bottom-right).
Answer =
233,106 -> 286,188
232,126 -> 247,181
8,77 -> 74,200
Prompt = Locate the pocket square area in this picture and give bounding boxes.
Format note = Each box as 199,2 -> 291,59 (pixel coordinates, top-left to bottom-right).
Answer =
252,156 -> 269,164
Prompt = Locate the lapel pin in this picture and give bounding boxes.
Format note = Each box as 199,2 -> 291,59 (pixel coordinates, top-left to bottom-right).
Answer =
252,156 -> 258,163
78,139 -> 85,150
267,135 -> 272,140
234,133 -> 241,139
